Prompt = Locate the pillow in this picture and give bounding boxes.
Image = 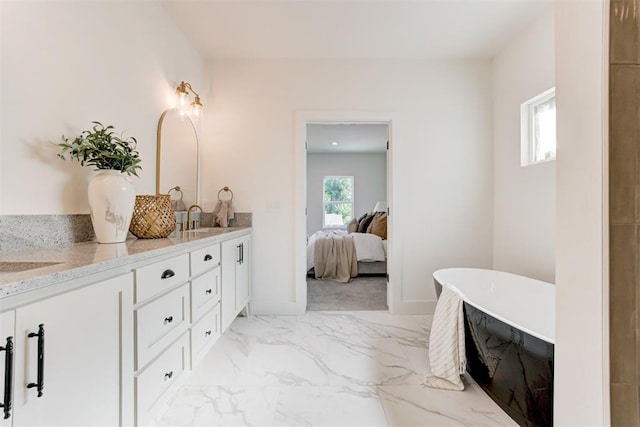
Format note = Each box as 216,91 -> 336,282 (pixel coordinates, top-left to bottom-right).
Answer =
357,213 -> 375,233
367,212 -> 387,239
347,218 -> 358,233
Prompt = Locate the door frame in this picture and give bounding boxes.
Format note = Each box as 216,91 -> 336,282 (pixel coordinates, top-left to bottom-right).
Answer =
294,110 -> 400,314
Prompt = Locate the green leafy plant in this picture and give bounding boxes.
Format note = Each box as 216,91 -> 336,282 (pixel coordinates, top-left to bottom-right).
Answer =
57,121 -> 142,177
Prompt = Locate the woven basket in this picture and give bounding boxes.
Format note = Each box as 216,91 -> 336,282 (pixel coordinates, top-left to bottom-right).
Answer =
129,195 -> 176,239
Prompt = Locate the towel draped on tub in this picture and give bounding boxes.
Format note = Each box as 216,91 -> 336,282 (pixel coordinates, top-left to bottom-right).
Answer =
423,285 -> 466,391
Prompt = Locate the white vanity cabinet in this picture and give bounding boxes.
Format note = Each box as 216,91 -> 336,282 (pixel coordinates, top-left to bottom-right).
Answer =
0,273 -> 133,426
0,227 -> 251,427
133,254 -> 191,426
189,242 -> 222,368
221,234 -> 251,332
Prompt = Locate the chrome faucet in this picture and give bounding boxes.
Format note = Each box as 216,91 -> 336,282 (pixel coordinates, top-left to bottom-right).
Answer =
186,204 -> 203,230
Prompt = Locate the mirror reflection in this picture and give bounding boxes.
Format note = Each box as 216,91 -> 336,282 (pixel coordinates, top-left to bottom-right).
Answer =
156,109 -> 199,209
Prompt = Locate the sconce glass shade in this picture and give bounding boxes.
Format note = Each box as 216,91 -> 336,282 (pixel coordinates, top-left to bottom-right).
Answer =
373,201 -> 387,213
177,90 -> 188,109
175,81 -> 203,119
191,96 -> 203,119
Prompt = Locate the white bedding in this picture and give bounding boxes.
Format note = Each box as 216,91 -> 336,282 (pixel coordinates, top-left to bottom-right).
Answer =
307,230 -> 386,271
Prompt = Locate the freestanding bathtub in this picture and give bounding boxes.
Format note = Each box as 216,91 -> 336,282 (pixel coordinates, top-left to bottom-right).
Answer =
433,268 -> 554,427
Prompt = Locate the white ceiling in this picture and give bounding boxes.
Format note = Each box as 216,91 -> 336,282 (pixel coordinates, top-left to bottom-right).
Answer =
306,123 -> 388,153
161,0 -> 552,60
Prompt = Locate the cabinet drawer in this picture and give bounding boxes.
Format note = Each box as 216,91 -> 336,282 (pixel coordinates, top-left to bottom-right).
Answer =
135,253 -> 189,303
191,268 -> 220,322
135,284 -> 189,369
190,243 -> 221,277
136,333 -> 189,427
190,305 -> 221,368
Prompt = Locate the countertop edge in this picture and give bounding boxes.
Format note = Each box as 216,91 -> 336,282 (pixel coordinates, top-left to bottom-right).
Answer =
0,227 -> 251,302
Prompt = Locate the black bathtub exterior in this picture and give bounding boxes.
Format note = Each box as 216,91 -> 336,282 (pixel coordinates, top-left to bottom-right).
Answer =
434,278 -> 554,427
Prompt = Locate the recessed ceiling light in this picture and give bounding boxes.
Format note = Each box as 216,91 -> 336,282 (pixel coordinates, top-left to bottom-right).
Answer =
331,141 -> 338,146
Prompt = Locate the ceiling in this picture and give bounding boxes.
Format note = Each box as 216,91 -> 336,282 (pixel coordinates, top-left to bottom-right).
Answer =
161,0 -> 552,60
306,123 -> 388,153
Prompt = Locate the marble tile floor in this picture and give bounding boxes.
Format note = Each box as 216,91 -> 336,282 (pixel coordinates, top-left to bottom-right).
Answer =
156,311 -> 516,427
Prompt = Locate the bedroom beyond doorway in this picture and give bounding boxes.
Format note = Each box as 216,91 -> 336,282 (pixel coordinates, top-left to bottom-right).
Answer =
305,122 -> 389,311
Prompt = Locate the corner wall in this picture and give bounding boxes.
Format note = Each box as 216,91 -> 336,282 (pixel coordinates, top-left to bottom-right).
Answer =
0,1 -> 203,214
492,10 -> 556,283
554,0 -> 608,424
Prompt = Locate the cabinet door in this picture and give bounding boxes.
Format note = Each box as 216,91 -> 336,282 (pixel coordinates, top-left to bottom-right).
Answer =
221,238 -> 239,332
0,311 -> 14,425
235,235 -> 250,312
12,273 -> 132,426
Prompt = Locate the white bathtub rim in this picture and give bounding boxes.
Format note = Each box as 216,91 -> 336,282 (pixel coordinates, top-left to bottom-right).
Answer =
433,268 -> 555,345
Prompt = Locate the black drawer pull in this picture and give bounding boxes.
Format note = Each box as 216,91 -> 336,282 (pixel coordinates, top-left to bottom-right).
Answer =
204,254 -> 213,262
27,324 -> 44,397
164,371 -> 173,380
205,289 -> 212,295
164,316 -> 174,324
161,269 -> 175,280
205,330 -> 212,337
0,336 -> 14,419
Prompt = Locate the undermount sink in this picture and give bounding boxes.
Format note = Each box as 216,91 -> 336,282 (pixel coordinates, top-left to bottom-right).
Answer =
0,261 -> 63,273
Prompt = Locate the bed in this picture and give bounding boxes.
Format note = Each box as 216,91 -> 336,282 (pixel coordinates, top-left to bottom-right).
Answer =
306,229 -> 387,280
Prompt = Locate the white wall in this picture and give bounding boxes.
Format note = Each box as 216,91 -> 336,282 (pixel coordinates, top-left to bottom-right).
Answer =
492,10 -> 556,284
554,0 -> 608,424
200,59 -> 493,314
0,1 -> 203,214
307,153 -> 387,234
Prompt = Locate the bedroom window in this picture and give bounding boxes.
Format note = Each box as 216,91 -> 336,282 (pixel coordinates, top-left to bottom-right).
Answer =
521,87 -> 556,166
323,176 -> 354,228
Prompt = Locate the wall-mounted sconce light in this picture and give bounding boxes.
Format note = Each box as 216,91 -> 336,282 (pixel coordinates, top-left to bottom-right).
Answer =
175,81 -> 203,119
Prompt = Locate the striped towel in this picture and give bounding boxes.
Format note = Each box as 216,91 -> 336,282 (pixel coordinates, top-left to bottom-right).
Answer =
423,285 -> 466,391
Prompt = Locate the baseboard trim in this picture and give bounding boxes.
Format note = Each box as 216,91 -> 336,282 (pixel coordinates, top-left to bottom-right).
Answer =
390,300 -> 437,315
249,299 -> 436,316
249,300 -> 304,315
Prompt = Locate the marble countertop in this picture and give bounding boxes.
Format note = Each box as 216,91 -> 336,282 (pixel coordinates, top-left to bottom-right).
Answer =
0,227 -> 251,299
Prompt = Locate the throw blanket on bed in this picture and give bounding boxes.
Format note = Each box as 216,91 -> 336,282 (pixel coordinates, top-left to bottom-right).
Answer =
423,285 -> 466,391
313,230 -> 358,283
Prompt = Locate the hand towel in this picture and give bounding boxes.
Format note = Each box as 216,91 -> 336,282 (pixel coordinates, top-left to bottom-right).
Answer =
423,285 -> 466,391
211,199 -> 235,228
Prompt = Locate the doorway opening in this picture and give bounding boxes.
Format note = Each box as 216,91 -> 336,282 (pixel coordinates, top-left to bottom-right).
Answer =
304,122 -> 390,311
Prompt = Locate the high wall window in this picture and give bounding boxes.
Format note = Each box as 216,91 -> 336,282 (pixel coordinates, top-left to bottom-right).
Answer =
323,176 -> 354,228
521,87 -> 556,166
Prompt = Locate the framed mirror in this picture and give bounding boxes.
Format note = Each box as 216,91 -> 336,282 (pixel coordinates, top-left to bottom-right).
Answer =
156,109 -> 199,209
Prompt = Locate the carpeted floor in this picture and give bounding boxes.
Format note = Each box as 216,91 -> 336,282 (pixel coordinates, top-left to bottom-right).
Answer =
307,276 -> 388,311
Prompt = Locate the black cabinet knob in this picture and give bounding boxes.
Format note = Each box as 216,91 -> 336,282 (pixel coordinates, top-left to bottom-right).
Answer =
205,289 -> 212,295
205,330 -> 212,337
164,371 -> 173,380
204,254 -> 213,261
164,316 -> 174,324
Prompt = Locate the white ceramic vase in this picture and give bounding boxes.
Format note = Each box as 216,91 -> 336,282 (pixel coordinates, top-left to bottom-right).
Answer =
88,170 -> 136,244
